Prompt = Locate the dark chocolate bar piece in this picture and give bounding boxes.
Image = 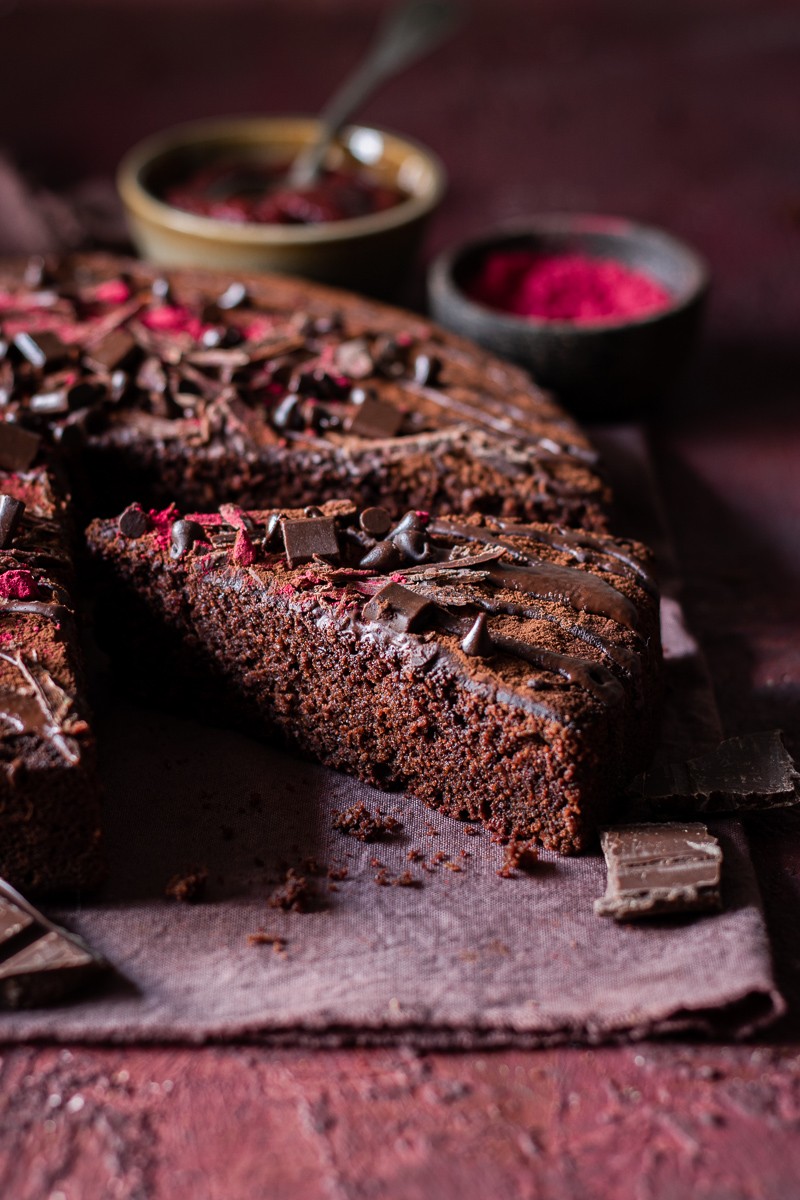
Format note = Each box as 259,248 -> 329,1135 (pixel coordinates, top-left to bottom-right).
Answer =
629,731 -> 800,816
0,880 -> 105,1009
595,823 -> 722,921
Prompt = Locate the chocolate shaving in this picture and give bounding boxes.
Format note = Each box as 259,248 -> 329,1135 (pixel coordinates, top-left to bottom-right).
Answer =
0,495 -> 25,550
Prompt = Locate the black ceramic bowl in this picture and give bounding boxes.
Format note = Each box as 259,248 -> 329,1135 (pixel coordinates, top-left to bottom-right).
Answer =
428,215 -> 709,420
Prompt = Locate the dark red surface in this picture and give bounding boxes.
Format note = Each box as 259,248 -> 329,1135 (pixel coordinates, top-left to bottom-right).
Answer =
1,1 -> 800,1195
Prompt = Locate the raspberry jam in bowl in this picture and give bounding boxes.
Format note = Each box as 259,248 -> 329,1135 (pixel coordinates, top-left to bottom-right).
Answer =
118,117 -> 445,294
164,158 -> 408,226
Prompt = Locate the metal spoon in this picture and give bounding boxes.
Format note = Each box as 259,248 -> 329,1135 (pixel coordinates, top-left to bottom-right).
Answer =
286,0 -> 462,190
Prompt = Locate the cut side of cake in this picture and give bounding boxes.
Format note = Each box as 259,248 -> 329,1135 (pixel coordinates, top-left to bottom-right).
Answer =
87,500 -> 661,853
0,451 -> 104,895
0,254 -> 609,529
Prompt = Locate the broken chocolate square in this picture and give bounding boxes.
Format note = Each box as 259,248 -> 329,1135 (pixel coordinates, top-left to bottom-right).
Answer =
0,422 -> 42,471
0,881 -> 105,1009
362,582 -> 434,633
595,823 -> 722,921
629,731 -> 800,816
345,394 -> 404,439
281,516 -> 340,567
84,329 -> 137,374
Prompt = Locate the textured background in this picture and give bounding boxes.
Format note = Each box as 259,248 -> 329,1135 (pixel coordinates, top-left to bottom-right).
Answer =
1,0 -> 799,1196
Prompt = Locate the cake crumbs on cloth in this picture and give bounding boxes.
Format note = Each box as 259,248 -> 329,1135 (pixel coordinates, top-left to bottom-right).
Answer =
267,868 -> 319,912
164,866 -> 208,903
497,837 -> 539,878
247,931 -> 288,955
332,801 -> 402,842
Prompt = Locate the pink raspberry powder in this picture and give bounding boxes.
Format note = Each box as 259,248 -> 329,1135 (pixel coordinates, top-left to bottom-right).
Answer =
466,250 -> 672,323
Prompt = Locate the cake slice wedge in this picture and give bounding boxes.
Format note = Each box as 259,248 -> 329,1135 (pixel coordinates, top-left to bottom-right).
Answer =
86,501 -> 661,853
0,460 -> 104,895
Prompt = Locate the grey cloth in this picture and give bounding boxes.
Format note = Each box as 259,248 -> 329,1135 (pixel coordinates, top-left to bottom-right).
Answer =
0,432 -> 784,1046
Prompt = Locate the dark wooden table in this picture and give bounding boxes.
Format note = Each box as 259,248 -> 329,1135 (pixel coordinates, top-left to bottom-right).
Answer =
1,2 -> 799,1196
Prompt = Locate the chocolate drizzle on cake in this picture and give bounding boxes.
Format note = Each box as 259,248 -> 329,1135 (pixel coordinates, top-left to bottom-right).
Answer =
0,255 -> 609,528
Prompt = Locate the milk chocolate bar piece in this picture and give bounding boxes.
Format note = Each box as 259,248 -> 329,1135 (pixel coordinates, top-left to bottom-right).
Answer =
595,823 -> 722,921
629,731 -> 800,816
0,880 -> 105,1009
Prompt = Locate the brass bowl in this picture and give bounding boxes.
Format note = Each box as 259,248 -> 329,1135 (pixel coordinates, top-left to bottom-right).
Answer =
118,116 -> 446,294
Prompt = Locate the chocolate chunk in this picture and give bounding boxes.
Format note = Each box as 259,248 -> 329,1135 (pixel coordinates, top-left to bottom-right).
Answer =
412,353 -> 442,387
594,823 -> 723,922
84,329 -> 137,374
271,394 -> 304,431
281,516 -> 340,567
303,505 -> 324,518
0,423 -> 41,471
29,390 -> 69,415
359,506 -> 392,537
0,882 -> 104,1009
393,528 -> 429,563
359,540 -> 401,573
373,334 -> 408,377
118,504 -> 150,538
170,518 -> 205,559
345,395 -> 404,440
23,255 -> 47,288
137,356 -> 168,394
461,613 -> 494,658
629,731 -> 800,816
335,338 -> 374,380
0,495 -> 25,549
12,330 -> 68,370
151,276 -> 172,302
363,582 -> 434,633
217,282 -> 248,310
67,381 -> 103,410
313,312 -> 343,336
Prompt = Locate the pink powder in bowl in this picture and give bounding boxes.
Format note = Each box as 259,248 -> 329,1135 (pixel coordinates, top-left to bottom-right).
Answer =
466,249 -> 672,323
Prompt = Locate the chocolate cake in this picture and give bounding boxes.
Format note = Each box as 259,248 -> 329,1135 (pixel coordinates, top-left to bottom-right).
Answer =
0,250 -> 660,887
86,500 -> 660,853
0,254 -> 609,528
0,456 -> 103,895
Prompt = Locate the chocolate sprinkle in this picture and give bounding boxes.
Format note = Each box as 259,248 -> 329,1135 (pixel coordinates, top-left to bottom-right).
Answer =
461,612 -> 494,658
118,504 -> 150,539
359,506 -> 392,537
170,518 -> 205,559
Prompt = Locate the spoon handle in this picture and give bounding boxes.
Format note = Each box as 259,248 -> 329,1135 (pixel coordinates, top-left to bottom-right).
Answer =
287,0 -> 461,189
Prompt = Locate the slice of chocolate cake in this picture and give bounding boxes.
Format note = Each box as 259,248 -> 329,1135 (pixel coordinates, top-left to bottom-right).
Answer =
0,254 -> 609,529
0,454 -> 103,895
87,501 -> 660,853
